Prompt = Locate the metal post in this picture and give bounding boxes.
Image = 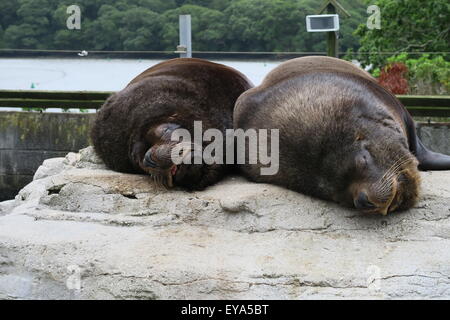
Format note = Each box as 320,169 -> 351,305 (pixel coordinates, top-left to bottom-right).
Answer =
178,15 -> 192,58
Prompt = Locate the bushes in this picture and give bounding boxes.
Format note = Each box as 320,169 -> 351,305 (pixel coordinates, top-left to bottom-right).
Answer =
373,54 -> 450,95
377,62 -> 408,94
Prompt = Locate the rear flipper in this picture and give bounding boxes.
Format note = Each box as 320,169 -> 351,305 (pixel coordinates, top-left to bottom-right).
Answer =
415,138 -> 450,171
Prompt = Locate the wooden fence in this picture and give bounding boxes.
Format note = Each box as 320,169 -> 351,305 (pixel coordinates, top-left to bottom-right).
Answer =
0,90 -> 449,117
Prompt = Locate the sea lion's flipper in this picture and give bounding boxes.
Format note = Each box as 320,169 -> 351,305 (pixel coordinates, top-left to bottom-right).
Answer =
392,98 -> 450,171
414,138 -> 450,171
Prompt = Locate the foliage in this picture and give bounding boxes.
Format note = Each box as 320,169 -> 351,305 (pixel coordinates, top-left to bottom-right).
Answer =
377,62 -> 408,94
354,0 -> 450,68
380,54 -> 450,95
0,0 -> 367,52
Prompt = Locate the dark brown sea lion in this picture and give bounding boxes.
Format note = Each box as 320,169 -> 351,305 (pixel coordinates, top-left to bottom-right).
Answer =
234,56 -> 450,215
91,58 -> 253,190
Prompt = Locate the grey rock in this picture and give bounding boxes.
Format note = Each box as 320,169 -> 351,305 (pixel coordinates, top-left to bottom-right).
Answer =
33,157 -> 66,180
0,146 -> 449,299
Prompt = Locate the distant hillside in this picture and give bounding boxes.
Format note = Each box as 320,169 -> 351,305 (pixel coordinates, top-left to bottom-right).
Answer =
0,0 -> 367,53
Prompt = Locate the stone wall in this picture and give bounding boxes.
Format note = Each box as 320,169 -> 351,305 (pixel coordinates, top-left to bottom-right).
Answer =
0,111 -> 449,201
416,123 -> 450,156
0,112 -> 95,201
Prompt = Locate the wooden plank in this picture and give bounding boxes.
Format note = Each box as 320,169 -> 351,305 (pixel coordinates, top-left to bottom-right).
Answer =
0,98 -> 104,109
0,90 -> 112,101
397,95 -> 450,107
0,90 -> 449,115
406,107 -> 450,117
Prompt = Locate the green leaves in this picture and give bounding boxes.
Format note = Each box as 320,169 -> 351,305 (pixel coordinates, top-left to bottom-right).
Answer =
355,0 -> 450,68
0,0 -> 367,52
378,53 -> 450,94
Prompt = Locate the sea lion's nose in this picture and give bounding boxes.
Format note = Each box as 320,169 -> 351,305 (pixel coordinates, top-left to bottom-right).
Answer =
144,145 -> 174,169
354,192 -> 376,210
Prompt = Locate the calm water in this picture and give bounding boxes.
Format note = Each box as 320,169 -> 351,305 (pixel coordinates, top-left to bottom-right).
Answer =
0,58 -> 282,91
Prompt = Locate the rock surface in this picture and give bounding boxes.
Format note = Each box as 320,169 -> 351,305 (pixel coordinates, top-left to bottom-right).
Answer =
0,146 -> 450,299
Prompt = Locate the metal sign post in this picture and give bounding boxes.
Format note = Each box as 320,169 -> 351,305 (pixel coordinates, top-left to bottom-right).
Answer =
314,0 -> 350,58
175,15 -> 192,58
326,4 -> 338,58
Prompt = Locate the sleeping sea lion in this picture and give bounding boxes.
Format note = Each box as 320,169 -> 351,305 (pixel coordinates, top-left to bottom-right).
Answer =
91,58 -> 253,190
234,56 -> 450,215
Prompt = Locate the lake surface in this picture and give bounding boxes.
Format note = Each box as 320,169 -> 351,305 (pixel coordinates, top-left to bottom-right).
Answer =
0,58 -> 282,91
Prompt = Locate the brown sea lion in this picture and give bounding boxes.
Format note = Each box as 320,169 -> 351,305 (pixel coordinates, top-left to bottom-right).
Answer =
234,56 -> 450,215
91,58 -> 253,190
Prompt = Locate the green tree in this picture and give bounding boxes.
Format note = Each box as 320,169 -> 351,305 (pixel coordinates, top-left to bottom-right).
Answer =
3,0 -> 56,49
355,0 -> 450,68
0,0 -> 374,53
119,7 -> 162,50
223,0 -> 316,52
0,0 -> 20,35
160,5 -> 227,51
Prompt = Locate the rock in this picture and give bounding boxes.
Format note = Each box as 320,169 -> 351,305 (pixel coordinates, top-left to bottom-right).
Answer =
0,146 -> 449,299
33,157 -> 66,180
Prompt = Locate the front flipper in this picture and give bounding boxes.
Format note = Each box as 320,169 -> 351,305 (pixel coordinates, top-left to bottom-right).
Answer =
129,140 -> 149,172
415,138 -> 450,171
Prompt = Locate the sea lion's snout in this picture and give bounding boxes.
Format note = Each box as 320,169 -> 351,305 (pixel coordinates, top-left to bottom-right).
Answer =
354,192 -> 376,210
144,144 -> 174,169
349,154 -> 420,215
141,144 -> 179,188
351,188 -> 389,215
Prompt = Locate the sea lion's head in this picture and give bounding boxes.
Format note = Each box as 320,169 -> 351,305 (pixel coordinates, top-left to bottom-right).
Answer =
131,122 -> 208,190
330,109 -> 421,215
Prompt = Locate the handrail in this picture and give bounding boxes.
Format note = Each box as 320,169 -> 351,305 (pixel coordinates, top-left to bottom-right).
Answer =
0,90 -> 449,116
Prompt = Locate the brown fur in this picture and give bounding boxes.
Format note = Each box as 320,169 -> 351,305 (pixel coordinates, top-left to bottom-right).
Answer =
234,56 -> 427,215
91,58 -> 253,190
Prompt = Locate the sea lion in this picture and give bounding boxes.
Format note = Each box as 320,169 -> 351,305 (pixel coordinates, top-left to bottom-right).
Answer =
91,58 -> 253,190
234,56 -> 450,215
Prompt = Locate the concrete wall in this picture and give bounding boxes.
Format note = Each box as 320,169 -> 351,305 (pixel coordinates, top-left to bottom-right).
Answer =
0,111 -> 95,201
416,123 -> 450,156
0,111 -> 449,201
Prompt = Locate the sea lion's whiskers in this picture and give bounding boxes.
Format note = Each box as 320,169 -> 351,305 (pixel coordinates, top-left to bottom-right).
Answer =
377,154 -> 412,187
375,164 -> 406,194
374,156 -> 414,198
374,155 -> 411,191
378,153 -> 410,182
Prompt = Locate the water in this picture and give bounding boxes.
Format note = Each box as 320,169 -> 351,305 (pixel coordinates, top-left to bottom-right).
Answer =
0,58 -> 282,91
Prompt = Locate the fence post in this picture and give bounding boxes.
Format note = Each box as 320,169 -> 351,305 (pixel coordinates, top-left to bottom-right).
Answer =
177,15 -> 192,58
